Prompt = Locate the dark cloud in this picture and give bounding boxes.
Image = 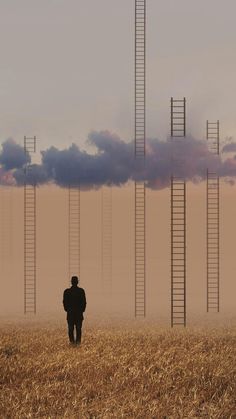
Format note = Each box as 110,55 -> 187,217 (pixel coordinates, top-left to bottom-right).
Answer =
40,132 -> 221,189
0,138 -> 30,170
41,132 -> 135,188
145,136 -> 221,188
13,164 -> 50,186
222,142 -> 236,153
1,131 -> 236,189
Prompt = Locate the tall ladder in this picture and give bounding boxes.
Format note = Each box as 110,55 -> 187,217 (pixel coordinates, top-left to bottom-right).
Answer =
135,0 -> 146,317
24,136 -> 37,314
0,187 -> 12,274
171,98 -> 186,327
101,186 -> 112,295
207,121 -> 220,312
68,186 -> 80,281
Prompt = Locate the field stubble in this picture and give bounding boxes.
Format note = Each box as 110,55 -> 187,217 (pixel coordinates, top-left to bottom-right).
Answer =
0,319 -> 235,418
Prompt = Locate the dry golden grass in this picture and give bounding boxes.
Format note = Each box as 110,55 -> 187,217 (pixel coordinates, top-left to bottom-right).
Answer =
0,319 -> 235,418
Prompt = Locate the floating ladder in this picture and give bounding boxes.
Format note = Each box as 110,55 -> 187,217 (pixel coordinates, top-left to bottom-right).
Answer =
24,136 -> 36,314
135,0 -> 146,317
68,186 -> 80,281
0,187 -> 12,274
171,98 -> 186,327
101,186 -> 112,295
207,121 -> 220,312
135,182 -> 146,317
135,0 -> 146,158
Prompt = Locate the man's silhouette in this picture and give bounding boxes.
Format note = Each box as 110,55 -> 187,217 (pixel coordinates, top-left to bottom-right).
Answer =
63,276 -> 86,345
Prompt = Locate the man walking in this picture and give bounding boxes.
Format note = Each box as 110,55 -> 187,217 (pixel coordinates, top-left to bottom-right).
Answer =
63,276 -> 87,345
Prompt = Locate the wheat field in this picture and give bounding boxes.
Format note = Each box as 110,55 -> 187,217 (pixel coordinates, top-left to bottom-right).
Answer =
0,318 -> 235,418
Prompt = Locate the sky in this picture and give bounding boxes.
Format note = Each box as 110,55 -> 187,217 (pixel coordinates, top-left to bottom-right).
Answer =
1,183 -> 236,317
0,0 -> 236,152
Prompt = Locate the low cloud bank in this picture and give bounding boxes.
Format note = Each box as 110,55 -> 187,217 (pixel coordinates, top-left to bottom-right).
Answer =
0,138 -> 30,170
1,131 -> 236,189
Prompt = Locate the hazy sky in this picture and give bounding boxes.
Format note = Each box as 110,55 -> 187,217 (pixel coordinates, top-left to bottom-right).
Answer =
0,0 -> 236,151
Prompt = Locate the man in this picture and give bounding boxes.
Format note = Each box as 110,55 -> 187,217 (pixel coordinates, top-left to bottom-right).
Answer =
63,276 -> 87,345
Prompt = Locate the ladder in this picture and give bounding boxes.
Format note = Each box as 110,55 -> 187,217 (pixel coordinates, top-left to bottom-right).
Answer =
135,0 -> 146,158
101,186 -> 112,295
24,136 -> 36,314
0,187 -> 12,273
171,98 -> 186,327
207,121 -> 220,312
135,181 -> 146,317
135,0 -> 146,317
68,186 -> 80,281
171,176 -> 186,327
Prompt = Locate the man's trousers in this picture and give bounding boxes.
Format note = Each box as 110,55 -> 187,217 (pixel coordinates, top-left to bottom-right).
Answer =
67,312 -> 83,344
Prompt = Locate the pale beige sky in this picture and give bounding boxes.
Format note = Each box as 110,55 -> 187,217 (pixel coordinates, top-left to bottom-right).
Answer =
0,183 -> 235,319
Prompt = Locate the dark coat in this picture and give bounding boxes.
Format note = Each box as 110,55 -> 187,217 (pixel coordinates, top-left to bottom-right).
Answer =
63,286 -> 87,319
